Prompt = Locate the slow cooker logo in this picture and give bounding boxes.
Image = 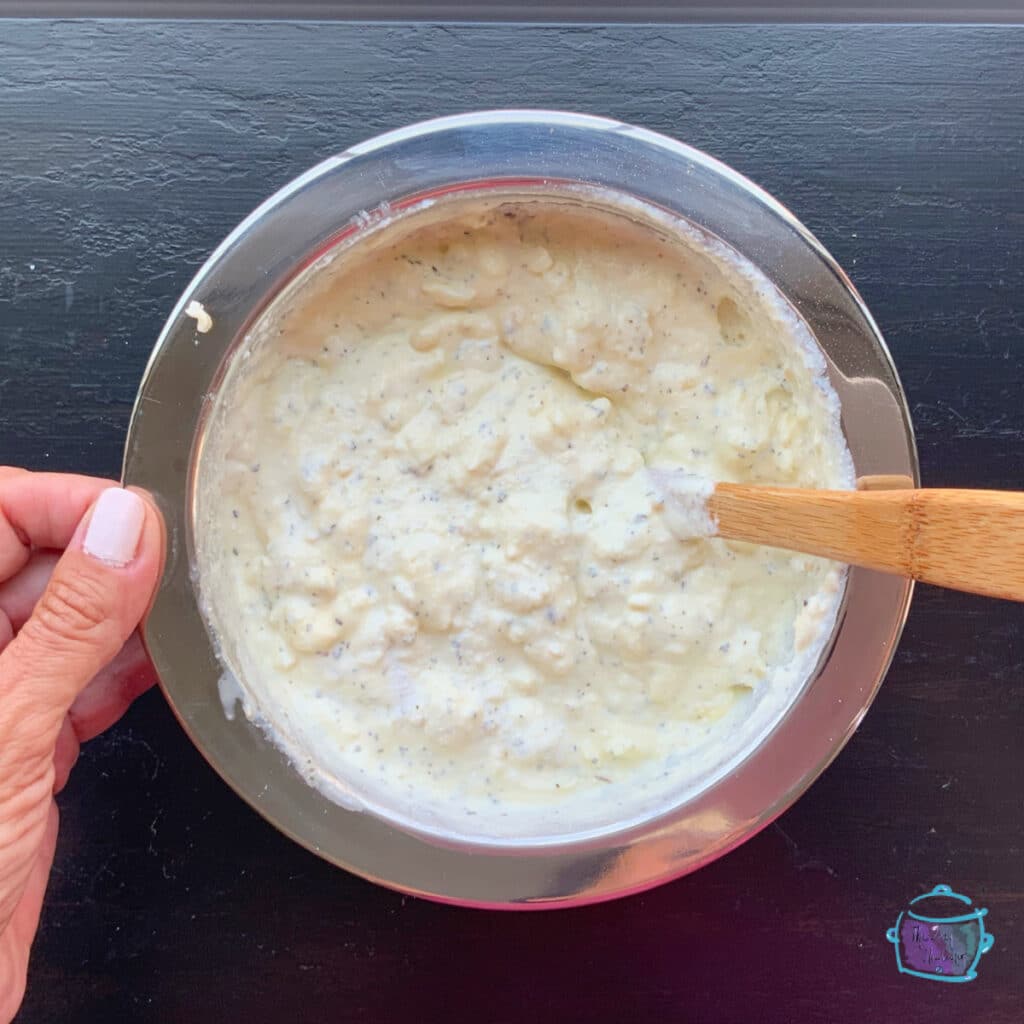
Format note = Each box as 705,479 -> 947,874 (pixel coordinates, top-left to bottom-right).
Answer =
887,884 -> 994,983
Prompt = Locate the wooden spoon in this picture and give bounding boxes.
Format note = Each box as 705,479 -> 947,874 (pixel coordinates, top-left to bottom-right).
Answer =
701,482 -> 1024,601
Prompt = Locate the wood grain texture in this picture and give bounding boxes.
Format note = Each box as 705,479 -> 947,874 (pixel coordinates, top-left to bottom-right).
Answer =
1,20 -> 1023,1024
857,473 -> 916,490
711,485 -> 1024,600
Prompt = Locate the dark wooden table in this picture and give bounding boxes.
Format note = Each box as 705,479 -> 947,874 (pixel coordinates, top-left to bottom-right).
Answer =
2,20 -> 1023,1023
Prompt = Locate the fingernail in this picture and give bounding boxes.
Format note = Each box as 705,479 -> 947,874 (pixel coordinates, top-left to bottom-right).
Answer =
83,488 -> 146,567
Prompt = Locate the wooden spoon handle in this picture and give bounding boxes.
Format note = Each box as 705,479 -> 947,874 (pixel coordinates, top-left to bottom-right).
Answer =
709,484 -> 1024,601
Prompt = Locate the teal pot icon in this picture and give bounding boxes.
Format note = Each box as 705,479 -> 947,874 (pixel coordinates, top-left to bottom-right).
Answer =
887,884 -> 994,982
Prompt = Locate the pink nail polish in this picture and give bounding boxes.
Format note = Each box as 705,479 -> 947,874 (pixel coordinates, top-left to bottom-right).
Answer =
83,488 -> 146,567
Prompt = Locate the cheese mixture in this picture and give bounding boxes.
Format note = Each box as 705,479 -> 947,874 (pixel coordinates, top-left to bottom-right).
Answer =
197,194 -> 854,839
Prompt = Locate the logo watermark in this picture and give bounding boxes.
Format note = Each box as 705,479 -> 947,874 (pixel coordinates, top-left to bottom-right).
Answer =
887,884 -> 994,983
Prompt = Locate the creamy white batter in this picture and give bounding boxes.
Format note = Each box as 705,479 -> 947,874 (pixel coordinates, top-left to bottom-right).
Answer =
197,193 -> 854,839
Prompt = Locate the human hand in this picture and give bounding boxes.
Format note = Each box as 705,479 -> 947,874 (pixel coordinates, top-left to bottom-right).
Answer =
0,470 -> 164,1022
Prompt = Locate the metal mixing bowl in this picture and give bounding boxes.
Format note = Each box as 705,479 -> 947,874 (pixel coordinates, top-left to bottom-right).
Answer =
123,111 -> 917,908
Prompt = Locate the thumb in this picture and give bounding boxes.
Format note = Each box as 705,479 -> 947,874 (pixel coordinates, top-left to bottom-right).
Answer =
0,487 -> 165,771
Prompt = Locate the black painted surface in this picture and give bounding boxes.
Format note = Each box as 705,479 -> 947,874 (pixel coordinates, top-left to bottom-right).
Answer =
5,2 -> 1024,23
1,20 -> 1023,1023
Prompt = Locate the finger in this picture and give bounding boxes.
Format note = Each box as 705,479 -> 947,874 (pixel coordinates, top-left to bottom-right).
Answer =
51,632 -> 155,794
0,470 -> 116,582
0,551 -> 60,652
0,488 -> 165,790
52,716 -> 79,795
68,631 -> 155,744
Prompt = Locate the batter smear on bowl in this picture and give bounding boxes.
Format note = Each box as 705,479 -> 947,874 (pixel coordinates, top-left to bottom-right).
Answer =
196,194 -> 854,839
